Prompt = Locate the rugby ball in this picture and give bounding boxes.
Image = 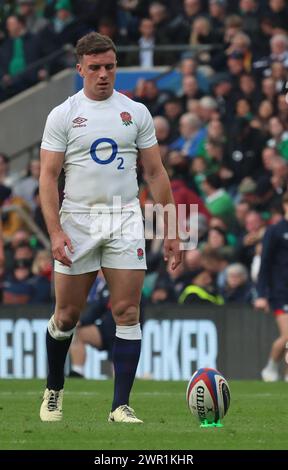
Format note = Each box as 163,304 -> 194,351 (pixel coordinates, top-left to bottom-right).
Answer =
186,368 -> 230,424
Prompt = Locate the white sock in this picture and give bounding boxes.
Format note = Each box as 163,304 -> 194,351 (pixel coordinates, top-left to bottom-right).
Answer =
267,358 -> 278,371
116,323 -> 142,340
71,365 -> 84,375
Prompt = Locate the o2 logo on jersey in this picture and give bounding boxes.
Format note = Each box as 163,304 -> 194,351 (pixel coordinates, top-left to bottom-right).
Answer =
90,137 -> 124,170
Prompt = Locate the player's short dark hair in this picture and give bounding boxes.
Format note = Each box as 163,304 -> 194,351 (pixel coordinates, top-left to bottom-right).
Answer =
76,32 -> 116,61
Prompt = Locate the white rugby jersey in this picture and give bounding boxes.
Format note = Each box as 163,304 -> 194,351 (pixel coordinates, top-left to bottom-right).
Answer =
41,89 -> 157,212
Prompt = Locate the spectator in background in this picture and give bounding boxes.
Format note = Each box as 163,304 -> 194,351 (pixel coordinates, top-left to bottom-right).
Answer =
226,51 -> 246,88
5,228 -> 31,253
13,242 -> 34,265
211,14 -> 243,71
1,191 -> 31,240
153,115 -> 171,160
198,96 -> 219,123
168,0 -> 204,45
261,77 -> 277,106
137,18 -> 155,68
148,1 -> 171,42
238,209 -> 266,267
234,199 -> 251,236
270,157 -> 288,198
270,62 -> 287,93
238,178 -> 259,208
179,75 -> 203,109
277,93 -> 288,126
201,226 -> 227,252
210,73 -> 234,125
267,116 -> 288,160
29,249 -> 52,302
221,262 -> 252,302
39,0 -> 90,69
0,14 -> 46,101
162,97 -> 183,141
236,72 -> 261,113
178,248 -> 225,305
13,159 -> 40,209
153,116 -> 171,145
3,258 -> 34,304
201,173 -> 235,229
169,112 -> 206,159
235,97 -> 253,121
0,153 -> 17,188
52,0 -> 87,46
178,54 -> 210,93
224,117 -> 264,184
227,31 -> 253,72
189,16 -> 217,57
151,260 -> 187,304
133,78 -> 169,116
250,99 -> 274,137
202,223 -> 236,261
208,0 -> 226,42
264,0 -> 288,34
238,0 -> 260,45
135,15 -> 174,67
16,0 -> 49,34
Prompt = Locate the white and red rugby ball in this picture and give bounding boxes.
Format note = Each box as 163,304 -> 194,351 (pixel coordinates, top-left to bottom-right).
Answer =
186,368 -> 230,424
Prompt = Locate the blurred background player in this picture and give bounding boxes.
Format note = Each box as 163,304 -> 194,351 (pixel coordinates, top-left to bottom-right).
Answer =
254,191 -> 288,382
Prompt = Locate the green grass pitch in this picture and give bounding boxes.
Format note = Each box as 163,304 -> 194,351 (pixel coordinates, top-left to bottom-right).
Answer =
0,379 -> 287,450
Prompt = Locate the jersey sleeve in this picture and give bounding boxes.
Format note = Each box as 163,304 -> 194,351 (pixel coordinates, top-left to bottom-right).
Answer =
135,104 -> 157,149
41,106 -> 67,152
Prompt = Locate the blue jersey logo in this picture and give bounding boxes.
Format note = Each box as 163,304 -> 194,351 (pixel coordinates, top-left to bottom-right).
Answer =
90,138 -> 124,170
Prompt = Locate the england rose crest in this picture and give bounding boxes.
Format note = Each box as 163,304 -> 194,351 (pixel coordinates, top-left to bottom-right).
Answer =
120,111 -> 133,126
137,248 -> 144,260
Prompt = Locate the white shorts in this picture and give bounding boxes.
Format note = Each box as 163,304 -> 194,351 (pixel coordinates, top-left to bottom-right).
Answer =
55,209 -> 147,275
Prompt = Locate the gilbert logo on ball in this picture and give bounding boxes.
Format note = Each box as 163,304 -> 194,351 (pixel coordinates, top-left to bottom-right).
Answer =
186,368 -> 230,427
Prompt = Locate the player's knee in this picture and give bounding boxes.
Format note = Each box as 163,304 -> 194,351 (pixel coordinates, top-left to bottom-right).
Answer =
113,301 -> 139,325
48,314 -> 76,341
55,305 -> 80,331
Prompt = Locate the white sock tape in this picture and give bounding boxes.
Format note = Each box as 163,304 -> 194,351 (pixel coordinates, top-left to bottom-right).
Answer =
47,315 -> 75,341
116,323 -> 142,340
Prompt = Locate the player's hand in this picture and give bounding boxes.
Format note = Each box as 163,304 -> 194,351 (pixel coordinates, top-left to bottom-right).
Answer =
254,297 -> 270,313
163,237 -> 183,271
50,230 -> 74,267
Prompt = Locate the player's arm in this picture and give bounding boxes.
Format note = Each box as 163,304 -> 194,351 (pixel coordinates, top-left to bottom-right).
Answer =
139,143 -> 182,270
39,149 -> 73,267
254,226 -> 275,312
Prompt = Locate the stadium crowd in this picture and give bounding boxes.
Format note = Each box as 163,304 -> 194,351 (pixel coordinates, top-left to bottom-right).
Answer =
0,0 -> 288,309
